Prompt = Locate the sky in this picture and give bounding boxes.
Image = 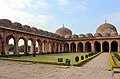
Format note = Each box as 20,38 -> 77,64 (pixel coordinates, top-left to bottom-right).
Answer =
0,0 -> 120,35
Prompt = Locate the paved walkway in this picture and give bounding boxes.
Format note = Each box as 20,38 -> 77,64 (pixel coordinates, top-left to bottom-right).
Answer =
0,53 -> 114,79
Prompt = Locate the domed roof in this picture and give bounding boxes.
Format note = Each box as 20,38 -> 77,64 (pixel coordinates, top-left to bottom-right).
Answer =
102,32 -> 110,37
85,33 -> 93,38
96,22 -> 117,34
94,33 -> 102,37
79,34 -> 85,38
55,25 -> 72,36
65,34 -> 71,38
72,34 -> 78,38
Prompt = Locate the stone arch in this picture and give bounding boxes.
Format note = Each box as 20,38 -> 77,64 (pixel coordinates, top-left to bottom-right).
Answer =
0,35 -> 2,54
94,41 -> 101,52
102,41 -> 109,52
43,40 -> 48,53
28,38 -> 34,54
111,41 -> 118,52
85,42 -> 91,52
18,37 -> 27,54
71,42 -> 76,52
77,42 -> 83,52
6,35 -> 16,54
64,43 -> 69,52
36,39 -> 42,53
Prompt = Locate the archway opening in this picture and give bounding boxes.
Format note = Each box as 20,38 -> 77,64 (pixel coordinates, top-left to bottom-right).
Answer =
102,41 -> 109,52
64,43 -> 69,52
71,42 -> 76,52
36,41 -> 39,54
94,41 -> 101,52
18,39 -> 25,55
85,42 -> 91,52
77,42 -> 83,52
36,39 -> 42,53
28,40 -> 33,54
111,41 -> 118,52
8,38 -> 14,55
0,35 -> 2,54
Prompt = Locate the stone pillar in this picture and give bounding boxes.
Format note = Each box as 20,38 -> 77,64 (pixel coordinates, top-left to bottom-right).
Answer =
61,43 -> 64,52
109,42 -> 111,52
14,40 -> 18,55
83,42 -> 85,52
91,42 -> 94,52
76,43 -> 78,52
118,44 -> 120,52
69,43 -> 71,52
24,41 -> 28,55
2,40 -> 6,55
33,43 -> 36,54
101,42 -> 103,52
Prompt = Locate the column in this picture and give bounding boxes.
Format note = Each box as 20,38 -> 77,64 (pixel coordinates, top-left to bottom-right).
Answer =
61,43 -> 64,52
69,43 -> 71,52
109,42 -> 111,52
101,42 -> 103,52
33,43 -> 36,54
83,42 -> 85,52
91,42 -> 94,52
24,41 -> 28,55
2,40 -> 6,55
76,43 -> 78,52
14,40 -> 18,55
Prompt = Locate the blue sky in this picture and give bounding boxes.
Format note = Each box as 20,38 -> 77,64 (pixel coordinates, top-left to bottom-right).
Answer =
0,0 -> 120,35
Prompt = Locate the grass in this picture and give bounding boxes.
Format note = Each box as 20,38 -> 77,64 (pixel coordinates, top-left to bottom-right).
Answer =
0,52 -> 89,65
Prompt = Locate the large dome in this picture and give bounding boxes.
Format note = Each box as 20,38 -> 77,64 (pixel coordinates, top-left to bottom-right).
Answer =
55,25 -> 72,36
96,22 -> 117,34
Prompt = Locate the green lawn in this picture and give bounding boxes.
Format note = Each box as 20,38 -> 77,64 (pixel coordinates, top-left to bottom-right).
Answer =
112,52 -> 120,67
5,52 -> 88,65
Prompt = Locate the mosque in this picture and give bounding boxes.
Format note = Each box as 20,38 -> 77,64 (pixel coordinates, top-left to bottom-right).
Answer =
0,19 -> 119,55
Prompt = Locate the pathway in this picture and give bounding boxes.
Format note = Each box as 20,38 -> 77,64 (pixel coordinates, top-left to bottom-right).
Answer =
0,53 -> 114,79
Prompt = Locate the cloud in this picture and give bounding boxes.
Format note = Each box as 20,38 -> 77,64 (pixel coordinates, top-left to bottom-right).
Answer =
0,0 -> 54,30
58,0 -> 88,14
58,0 -> 70,6
106,12 -> 120,23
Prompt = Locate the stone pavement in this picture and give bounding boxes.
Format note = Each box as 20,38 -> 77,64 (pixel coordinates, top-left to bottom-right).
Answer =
0,53 -> 115,79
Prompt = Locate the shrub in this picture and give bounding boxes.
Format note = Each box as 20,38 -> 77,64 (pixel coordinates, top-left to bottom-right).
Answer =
113,52 -> 120,61
75,56 -> 79,62
85,54 -> 88,58
33,53 -> 36,57
81,55 -> 84,60
17,54 -> 21,57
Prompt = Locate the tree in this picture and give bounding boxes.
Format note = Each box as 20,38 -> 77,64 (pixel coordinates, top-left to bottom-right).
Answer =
9,44 -> 14,52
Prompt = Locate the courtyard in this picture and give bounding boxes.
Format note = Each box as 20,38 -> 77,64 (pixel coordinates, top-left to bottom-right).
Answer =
0,53 -> 118,79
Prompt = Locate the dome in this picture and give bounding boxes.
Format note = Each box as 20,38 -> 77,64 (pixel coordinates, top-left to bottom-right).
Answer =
96,22 -> 117,34
72,34 -> 78,38
110,32 -> 118,37
22,25 -> 31,32
85,33 -> 93,38
102,32 -> 110,37
79,34 -> 85,38
94,33 -> 102,37
0,19 -> 12,27
65,34 -> 71,38
12,22 -> 22,30
55,25 -> 72,36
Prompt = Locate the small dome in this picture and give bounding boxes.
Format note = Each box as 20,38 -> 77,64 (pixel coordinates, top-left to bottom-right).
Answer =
102,32 -> 110,37
22,25 -> 31,32
55,25 -> 72,36
85,33 -> 93,38
65,34 -> 71,38
38,29 -> 44,35
12,22 -> 22,30
94,33 -> 102,37
0,19 -> 12,27
110,32 -> 118,37
72,34 -> 78,38
96,22 -> 117,34
79,34 -> 85,38
31,27 -> 38,33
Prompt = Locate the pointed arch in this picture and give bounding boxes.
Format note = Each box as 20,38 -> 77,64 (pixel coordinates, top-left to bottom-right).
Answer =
77,42 -> 83,52
94,41 -> 101,52
102,41 -> 109,52
71,42 -> 76,52
85,42 -> 91,52
111,41 -> 118,52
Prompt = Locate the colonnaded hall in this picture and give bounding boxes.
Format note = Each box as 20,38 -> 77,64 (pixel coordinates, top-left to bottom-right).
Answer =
0,19 -> 120,55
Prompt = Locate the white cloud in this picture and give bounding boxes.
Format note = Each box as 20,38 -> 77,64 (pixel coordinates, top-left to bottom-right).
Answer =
58,0 -> 70,6
106,12 -> 120,23
0,0 -> 54,30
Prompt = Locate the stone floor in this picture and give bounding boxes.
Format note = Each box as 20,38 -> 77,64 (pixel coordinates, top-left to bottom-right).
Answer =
0,53 -> 117,79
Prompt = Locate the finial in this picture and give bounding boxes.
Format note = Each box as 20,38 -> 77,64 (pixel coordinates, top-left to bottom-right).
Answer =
63,24 -> 64,27
105,19 -> 107,23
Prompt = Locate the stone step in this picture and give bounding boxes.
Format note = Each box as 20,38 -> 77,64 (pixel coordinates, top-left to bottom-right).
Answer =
113,68 -> 120,73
